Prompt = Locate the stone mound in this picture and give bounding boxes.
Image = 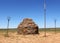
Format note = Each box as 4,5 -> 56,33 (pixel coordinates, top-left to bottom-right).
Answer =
17,18 -> 39,34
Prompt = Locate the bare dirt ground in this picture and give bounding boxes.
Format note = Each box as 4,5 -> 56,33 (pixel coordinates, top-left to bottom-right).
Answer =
0,32 -> 60,43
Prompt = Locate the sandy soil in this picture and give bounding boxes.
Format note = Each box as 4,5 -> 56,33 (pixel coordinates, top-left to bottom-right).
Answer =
0,32 -> 60,43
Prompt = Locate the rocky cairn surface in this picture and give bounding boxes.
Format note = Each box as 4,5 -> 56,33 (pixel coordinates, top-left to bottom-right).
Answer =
17,18 -> 39,34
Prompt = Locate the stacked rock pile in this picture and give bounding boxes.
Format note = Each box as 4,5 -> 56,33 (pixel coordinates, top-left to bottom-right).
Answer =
17,18 -> 39,34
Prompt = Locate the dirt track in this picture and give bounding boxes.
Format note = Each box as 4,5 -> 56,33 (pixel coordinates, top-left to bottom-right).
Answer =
0,32 -> 60,43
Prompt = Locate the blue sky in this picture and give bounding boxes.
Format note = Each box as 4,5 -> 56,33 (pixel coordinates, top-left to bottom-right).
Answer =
0,0 -> 60,28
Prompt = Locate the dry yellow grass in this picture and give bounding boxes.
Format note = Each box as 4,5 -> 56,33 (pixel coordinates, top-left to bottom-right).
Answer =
0,32 -> 60,43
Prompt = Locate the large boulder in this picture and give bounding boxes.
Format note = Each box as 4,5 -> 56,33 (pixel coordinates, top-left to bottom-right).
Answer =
17,18 -> 39,34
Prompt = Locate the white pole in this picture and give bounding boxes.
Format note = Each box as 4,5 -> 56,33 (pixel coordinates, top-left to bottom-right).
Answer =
44,0 -> 46,37
55,19 -> 56,34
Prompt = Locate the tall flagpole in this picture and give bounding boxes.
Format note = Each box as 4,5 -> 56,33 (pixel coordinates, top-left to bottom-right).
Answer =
44,0 -> 46,37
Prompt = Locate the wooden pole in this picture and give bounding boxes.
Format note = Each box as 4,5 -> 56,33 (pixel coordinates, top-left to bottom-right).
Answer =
6,17 -> 10,37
